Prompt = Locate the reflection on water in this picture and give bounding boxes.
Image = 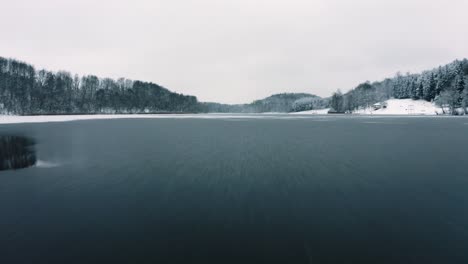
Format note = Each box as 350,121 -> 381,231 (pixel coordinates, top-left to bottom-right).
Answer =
0,135 -> 37,171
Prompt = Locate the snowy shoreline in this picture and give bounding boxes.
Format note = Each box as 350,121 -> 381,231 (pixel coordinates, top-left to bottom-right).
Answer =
0,99 -> 465,125
0,114 -> 280,124
0,113 -> 330,124
0,113 -> 463,125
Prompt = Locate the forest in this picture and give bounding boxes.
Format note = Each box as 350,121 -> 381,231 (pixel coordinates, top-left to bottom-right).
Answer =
201,93 -> 328,113
329,59 -> 468,114
204,59 -> 468,115
1,56 -> 467,115
0,56 -> 200,115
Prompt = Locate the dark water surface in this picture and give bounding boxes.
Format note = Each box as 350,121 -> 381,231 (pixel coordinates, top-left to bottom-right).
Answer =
1,116 -> 468,263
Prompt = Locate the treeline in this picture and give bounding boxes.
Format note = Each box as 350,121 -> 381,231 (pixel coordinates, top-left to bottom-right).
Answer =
2,56 -> 468,115
202,93 -> 327,113
329,59 -> 468,114
0,56 -> 200,115
291,96 -> 329,112
249,93 -> 324,113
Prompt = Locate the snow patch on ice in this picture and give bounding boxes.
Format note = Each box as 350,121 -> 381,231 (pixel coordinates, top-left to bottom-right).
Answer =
363,121 -> 388,124
35,160 -> 60,168
290,108 -> 330,115
362,121 -> 408,125
0,113 -> 332,124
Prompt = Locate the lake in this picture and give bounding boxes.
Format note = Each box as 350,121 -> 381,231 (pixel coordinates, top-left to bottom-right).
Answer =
1,115 -> 468,263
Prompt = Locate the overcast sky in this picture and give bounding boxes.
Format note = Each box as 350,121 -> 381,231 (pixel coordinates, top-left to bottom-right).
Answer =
2,0 -> 468,103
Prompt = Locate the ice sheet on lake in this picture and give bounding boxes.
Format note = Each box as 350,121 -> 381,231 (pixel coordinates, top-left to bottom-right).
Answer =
0,114 -> 336,124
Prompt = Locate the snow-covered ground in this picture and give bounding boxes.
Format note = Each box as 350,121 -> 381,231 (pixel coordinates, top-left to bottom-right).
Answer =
353,99 -> 442,115
290,108 -> 330,115
0,113 -> 318,124
293,99 -> 446,115
0,99 -> 462,124
0,114 -> 158,124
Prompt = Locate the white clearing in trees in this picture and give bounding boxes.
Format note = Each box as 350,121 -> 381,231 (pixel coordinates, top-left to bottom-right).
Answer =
293,99 -> 444,115
353,99 -> 442,115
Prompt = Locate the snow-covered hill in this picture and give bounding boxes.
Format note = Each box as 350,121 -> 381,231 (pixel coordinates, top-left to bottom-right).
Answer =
353,99 -> 442,115
292,99 -> 445,115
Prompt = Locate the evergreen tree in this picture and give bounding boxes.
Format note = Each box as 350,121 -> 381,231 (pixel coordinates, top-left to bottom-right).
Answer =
462,83 -> 468,114
330,90 -> 344,113
417,82 -> 424,99
410,79 -> 419,99
435,67 -> 445,96
424,73 -> 436,101
454,74 -> 465,105
455,74 -> 465,94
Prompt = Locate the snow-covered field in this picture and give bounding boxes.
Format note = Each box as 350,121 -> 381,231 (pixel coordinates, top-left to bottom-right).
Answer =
293,99 -> 446,115
353,99 -> 442,115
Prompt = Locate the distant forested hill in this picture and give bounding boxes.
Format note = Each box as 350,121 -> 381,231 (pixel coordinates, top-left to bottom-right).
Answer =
0,56 -> 200,115
250,93 -> 324,113
329,59 -> 468,114
201,93 -> 328,113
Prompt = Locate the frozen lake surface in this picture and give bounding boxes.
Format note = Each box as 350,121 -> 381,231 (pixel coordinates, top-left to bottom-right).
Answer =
1,116 -> 468,263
